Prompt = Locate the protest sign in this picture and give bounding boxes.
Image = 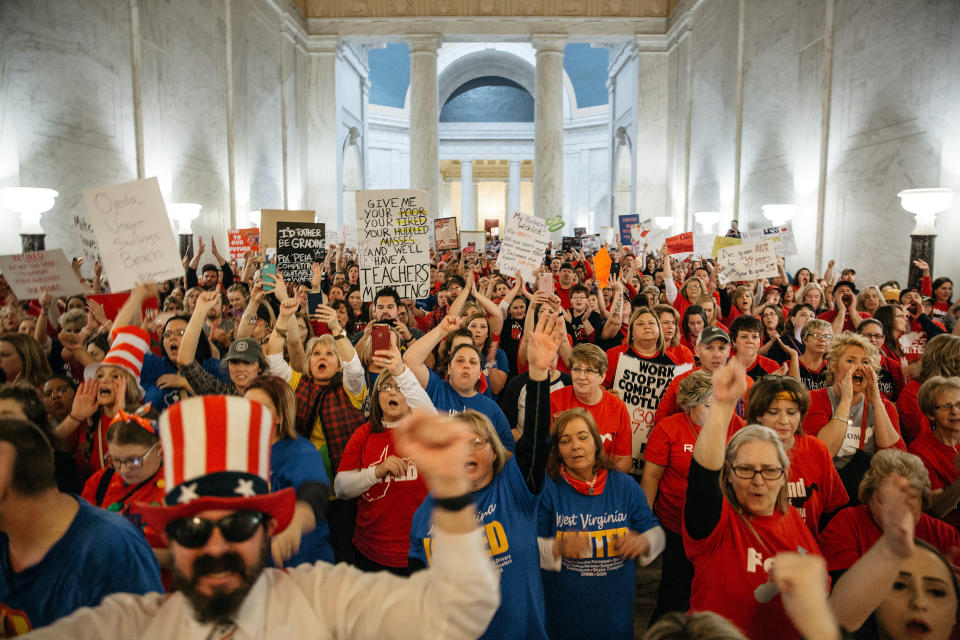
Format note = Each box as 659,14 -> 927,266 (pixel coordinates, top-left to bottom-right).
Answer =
665,232 -> 694,254
260,210 -> 315,248
73,213 -> 101,275
613,355 -> 692,474
618,214 -> 639,245
228,228 -> 260,262
740,224 -> 798,256
82,177 -> 183,292
693,234 -> 715,258
574,227 -> 586,239
88,292 -> 158,321
711,235 -> 742,257
581,234 -> 601,254
276,222 -> 325,285
0,249 -> 84,300
460,230 -> 486,253
497,212 -> 550,284
717,240 -> 779,285
434,217 -> 459,251
356,189 -> 431,301
561,236 -> 578,252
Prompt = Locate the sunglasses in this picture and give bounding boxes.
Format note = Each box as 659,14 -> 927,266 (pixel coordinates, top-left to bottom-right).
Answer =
166,511 -> 266,548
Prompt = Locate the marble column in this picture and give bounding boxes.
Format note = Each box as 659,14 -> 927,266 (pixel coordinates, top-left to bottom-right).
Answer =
508,160 -> 522,214
532,35 -> 566,221
407,34 -> 442,219
460,160 -> 475,230
305,35 -> 340,226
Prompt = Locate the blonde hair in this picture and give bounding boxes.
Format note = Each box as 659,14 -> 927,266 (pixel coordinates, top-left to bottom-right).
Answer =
917,376 -> 960,420
856,286 -> 886,313
798,282 -> 826,309
912,335 -> 960,384
354,327 -> 401,369
304,334 -> 341,377
679,276 -> 707,303
824,332 -> 881,386
676,370 -> 714,410
455,410 -> 508,475
800,318 -> 832,342
654,304 -> 681,347
858,449 -> 932,511
643,611 -> 748,640
723,425 -> 790,514
692,295 -> 718,326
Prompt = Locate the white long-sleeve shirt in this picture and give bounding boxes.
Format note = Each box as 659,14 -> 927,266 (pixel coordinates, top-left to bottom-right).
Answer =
24,528 -> 500,640
265,351 -> 366,397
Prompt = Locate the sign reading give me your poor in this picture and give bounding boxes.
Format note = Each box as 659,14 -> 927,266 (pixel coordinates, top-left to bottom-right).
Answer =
356,189 -> 431,302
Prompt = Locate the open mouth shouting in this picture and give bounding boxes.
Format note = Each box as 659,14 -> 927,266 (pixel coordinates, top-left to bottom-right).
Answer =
905,618 -> 931,636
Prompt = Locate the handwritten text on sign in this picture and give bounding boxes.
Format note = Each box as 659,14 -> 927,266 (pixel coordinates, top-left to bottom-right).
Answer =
276,222 -> 325,285
613,355 -> 691,474
496,212 -> 549,284
740,224 -> 798,256
433,217 -> 459,251
0,249 -> 84,300
356,189 -> 431,301
717,241 -> 779,285
82,177 -> 183,292
228,228 -> 260,262
73,214 -> 102,276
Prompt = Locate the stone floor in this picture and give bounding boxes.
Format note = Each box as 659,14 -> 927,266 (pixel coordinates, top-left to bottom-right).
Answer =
634,556 -> 661,637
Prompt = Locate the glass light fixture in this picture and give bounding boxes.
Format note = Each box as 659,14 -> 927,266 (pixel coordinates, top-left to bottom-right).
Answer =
694,210 -> 720,232
168,202 -> 202,235
2,187 -> 59,235
761,204 -> 798,226
654,216 -> 674,230
897,188 -> 955,235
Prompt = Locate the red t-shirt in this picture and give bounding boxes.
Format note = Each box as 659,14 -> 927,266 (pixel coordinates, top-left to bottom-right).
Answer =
897,379 -> 930,443
817,308 -> 871,333
81,467 -> 167,547
819,504 -> 960,573
744,354 -> 781,381
337,423 -> 428,567
786,435 -> 848,538
644,412 -> 744,533
665,344 -> 695,366
654,367 -> 753,424
684,501 -> 821,640
909,430 -> 960,491
801,388 -> 906,455
549,387 -> 632,461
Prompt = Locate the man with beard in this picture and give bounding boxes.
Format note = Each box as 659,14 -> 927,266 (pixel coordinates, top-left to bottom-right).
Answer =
26,396 -> 499,639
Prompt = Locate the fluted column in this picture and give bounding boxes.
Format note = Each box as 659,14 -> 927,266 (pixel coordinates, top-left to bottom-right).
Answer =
508,160 -> 522,214
460,160 -> 475,230
407,34 -> 442,218
532,34 -> 566,221
305,35 -> 340,226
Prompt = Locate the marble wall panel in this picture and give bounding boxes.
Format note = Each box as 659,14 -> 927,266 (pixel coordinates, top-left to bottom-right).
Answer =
666,34 -> 690,227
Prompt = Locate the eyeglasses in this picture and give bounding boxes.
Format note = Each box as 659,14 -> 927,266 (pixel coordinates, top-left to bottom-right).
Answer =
934,402 -> 960,412
732,465 -> 785,481
470,437 -> 490,450
806,333 -> 833,341
166,511 -> 266,548
379,383 -> 401,393
571,367 -> 600,376
163,329 -> 186,339
110,442 -> 159,471
860,333 -> 884,340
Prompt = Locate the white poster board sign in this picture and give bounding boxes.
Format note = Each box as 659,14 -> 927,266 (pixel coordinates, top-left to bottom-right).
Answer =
740,224 -> 797,256
460,230 -> 485,253
580,234 -> 601,254
717,240 -> 779,285
693,233 -> 715,258
0,249 -> 84,300
613,355 -> 692,474
72,213 -> 101,277
82,177 -> 184,291
434,217 -> 459,251
356,189 -> 431,301
496,212 -> 549,284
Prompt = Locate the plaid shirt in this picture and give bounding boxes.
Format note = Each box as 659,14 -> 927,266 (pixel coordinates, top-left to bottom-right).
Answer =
292,371 -> 365,472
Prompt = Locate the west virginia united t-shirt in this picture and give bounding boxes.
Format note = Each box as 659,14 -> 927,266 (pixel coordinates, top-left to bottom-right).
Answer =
785,435 -> 848,538
426,370 -> 515,452
537,472 -> 660,640
683,501 -> 821,640
0,499 -> 162,635
338,423 -> 427,567
409,459 -> 546,640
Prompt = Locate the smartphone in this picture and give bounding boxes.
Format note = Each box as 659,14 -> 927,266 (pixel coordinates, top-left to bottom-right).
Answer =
371,323 -> 390,355
537,273 -> 555,296
307,292 -> 325,319
261,264 -> 277,293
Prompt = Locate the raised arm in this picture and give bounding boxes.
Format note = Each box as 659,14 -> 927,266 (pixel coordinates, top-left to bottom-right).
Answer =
235,281 -> 266,340
599,280 -> 625,340
177,291 -> 218,367
446,277 -> 472,318
471,280 -> 504,337
814,368 -> 855,456
693,358 -> 747,471
402,314 -> 462,389
114,282 -> 158,328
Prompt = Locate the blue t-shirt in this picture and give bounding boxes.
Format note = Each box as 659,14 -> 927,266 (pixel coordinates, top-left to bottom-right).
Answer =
481,349 -> 511,399
409,459 -> 546,640
0,498 -> 162,633
270,437 -> 334,566
140,352 -> 230,411
537,472 -> 660,640
425,370 -> 515,452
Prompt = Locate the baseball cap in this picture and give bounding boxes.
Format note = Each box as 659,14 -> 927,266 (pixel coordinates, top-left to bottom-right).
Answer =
697,326 -> 730,346
224,338 -> 263,363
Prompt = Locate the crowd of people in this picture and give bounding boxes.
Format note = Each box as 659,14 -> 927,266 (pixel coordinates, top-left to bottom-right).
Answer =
0,232 -> 959,639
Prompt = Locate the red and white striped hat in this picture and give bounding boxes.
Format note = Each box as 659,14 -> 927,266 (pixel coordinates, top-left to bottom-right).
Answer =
137,396 -> 295,534
85,326 -> 150,400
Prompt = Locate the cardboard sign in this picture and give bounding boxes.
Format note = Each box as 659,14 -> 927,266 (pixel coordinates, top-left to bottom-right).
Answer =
260,210 -> 315,249
717,240 -> 779,285
711,235 -> 742,257
228,228 -> 260,262
434,217 -> 459,251
88,291 -> 159,321
581,234 -> 601,254
561,236 -> 578,252
497,212 -> 550,284
276,222 -> 325,285
740,224 -> 798,256
73,213 -> 101,276
618,214 -> 639,245
82,177 -> 183,292
356,189 -> 431,301
613,355 -> 692,474
665,232 -> 694,254
574,227 -> 586,239
460,230 -> 486,253
0,249 -> 84,300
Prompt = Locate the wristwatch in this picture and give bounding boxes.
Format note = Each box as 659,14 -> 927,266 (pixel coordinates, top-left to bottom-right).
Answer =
831,415 -> 854,427
333,329 -> 347,340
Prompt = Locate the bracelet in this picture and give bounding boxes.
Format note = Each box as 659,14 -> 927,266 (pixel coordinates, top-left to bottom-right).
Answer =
830,415 -> 853,426
434,492 -> 474,512
69,413 -> 84,424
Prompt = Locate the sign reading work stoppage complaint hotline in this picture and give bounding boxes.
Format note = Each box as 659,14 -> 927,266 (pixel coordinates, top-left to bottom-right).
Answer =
356,189 -> 431,301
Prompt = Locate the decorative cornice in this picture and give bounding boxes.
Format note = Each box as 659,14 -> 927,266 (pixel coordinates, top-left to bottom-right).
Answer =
531,34 -> 568,53
306,17 -> 665,39
406,34 -> 444,53
302,0 -> 671,19
305,34 -> 341,54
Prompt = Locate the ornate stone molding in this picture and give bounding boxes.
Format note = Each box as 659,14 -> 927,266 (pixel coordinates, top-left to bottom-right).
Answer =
305,34 -> 341,55
531,34 -> 568,53
406,34 -> 443,53
302,0 -> 674,19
